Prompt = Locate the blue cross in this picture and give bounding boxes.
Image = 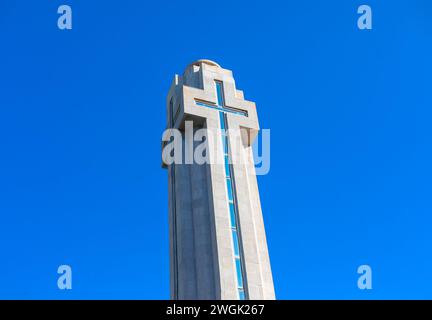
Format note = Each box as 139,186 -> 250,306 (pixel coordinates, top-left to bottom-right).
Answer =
195,80 -> 248,300
194,81 -> 248,117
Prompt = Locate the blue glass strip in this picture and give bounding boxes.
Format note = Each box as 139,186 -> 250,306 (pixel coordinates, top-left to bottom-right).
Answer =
229,203 -> 236,228
235,258 -> 244,288
224,156 -> 230,177
232,230 -> 240,257
219,111 -> 226,130
226,178 -> 233,201
196,101 -> 221,111
239,290 -> 245,300
215,81 -> 224,106
222,137 -> 229,154
223,106 -> 248,116
195,101 -> 247,116
221,131 -> 229,154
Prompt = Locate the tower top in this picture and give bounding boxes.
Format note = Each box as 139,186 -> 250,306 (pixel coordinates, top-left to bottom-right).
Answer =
186,59 -> 221,70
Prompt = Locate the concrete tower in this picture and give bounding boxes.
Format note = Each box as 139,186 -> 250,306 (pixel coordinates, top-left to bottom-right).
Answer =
162,60 -> 275,300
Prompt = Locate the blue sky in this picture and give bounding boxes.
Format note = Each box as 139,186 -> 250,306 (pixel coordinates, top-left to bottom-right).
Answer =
0,0 -> 431,299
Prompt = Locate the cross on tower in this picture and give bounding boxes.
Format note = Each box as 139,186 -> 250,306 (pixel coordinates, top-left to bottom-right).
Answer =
194,81 -> 248,117
196,80 -> 248,300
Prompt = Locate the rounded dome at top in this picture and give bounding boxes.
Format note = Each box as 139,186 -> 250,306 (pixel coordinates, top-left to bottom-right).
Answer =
187,59 -> 221,69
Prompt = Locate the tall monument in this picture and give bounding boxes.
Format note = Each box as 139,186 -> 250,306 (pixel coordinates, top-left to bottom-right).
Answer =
162,60 -> 275,300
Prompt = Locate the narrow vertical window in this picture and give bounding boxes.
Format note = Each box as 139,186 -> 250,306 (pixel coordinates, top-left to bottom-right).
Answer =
215,81 -> 225,106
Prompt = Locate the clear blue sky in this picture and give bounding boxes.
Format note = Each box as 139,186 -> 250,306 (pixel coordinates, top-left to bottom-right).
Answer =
0,0 -> 431,299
